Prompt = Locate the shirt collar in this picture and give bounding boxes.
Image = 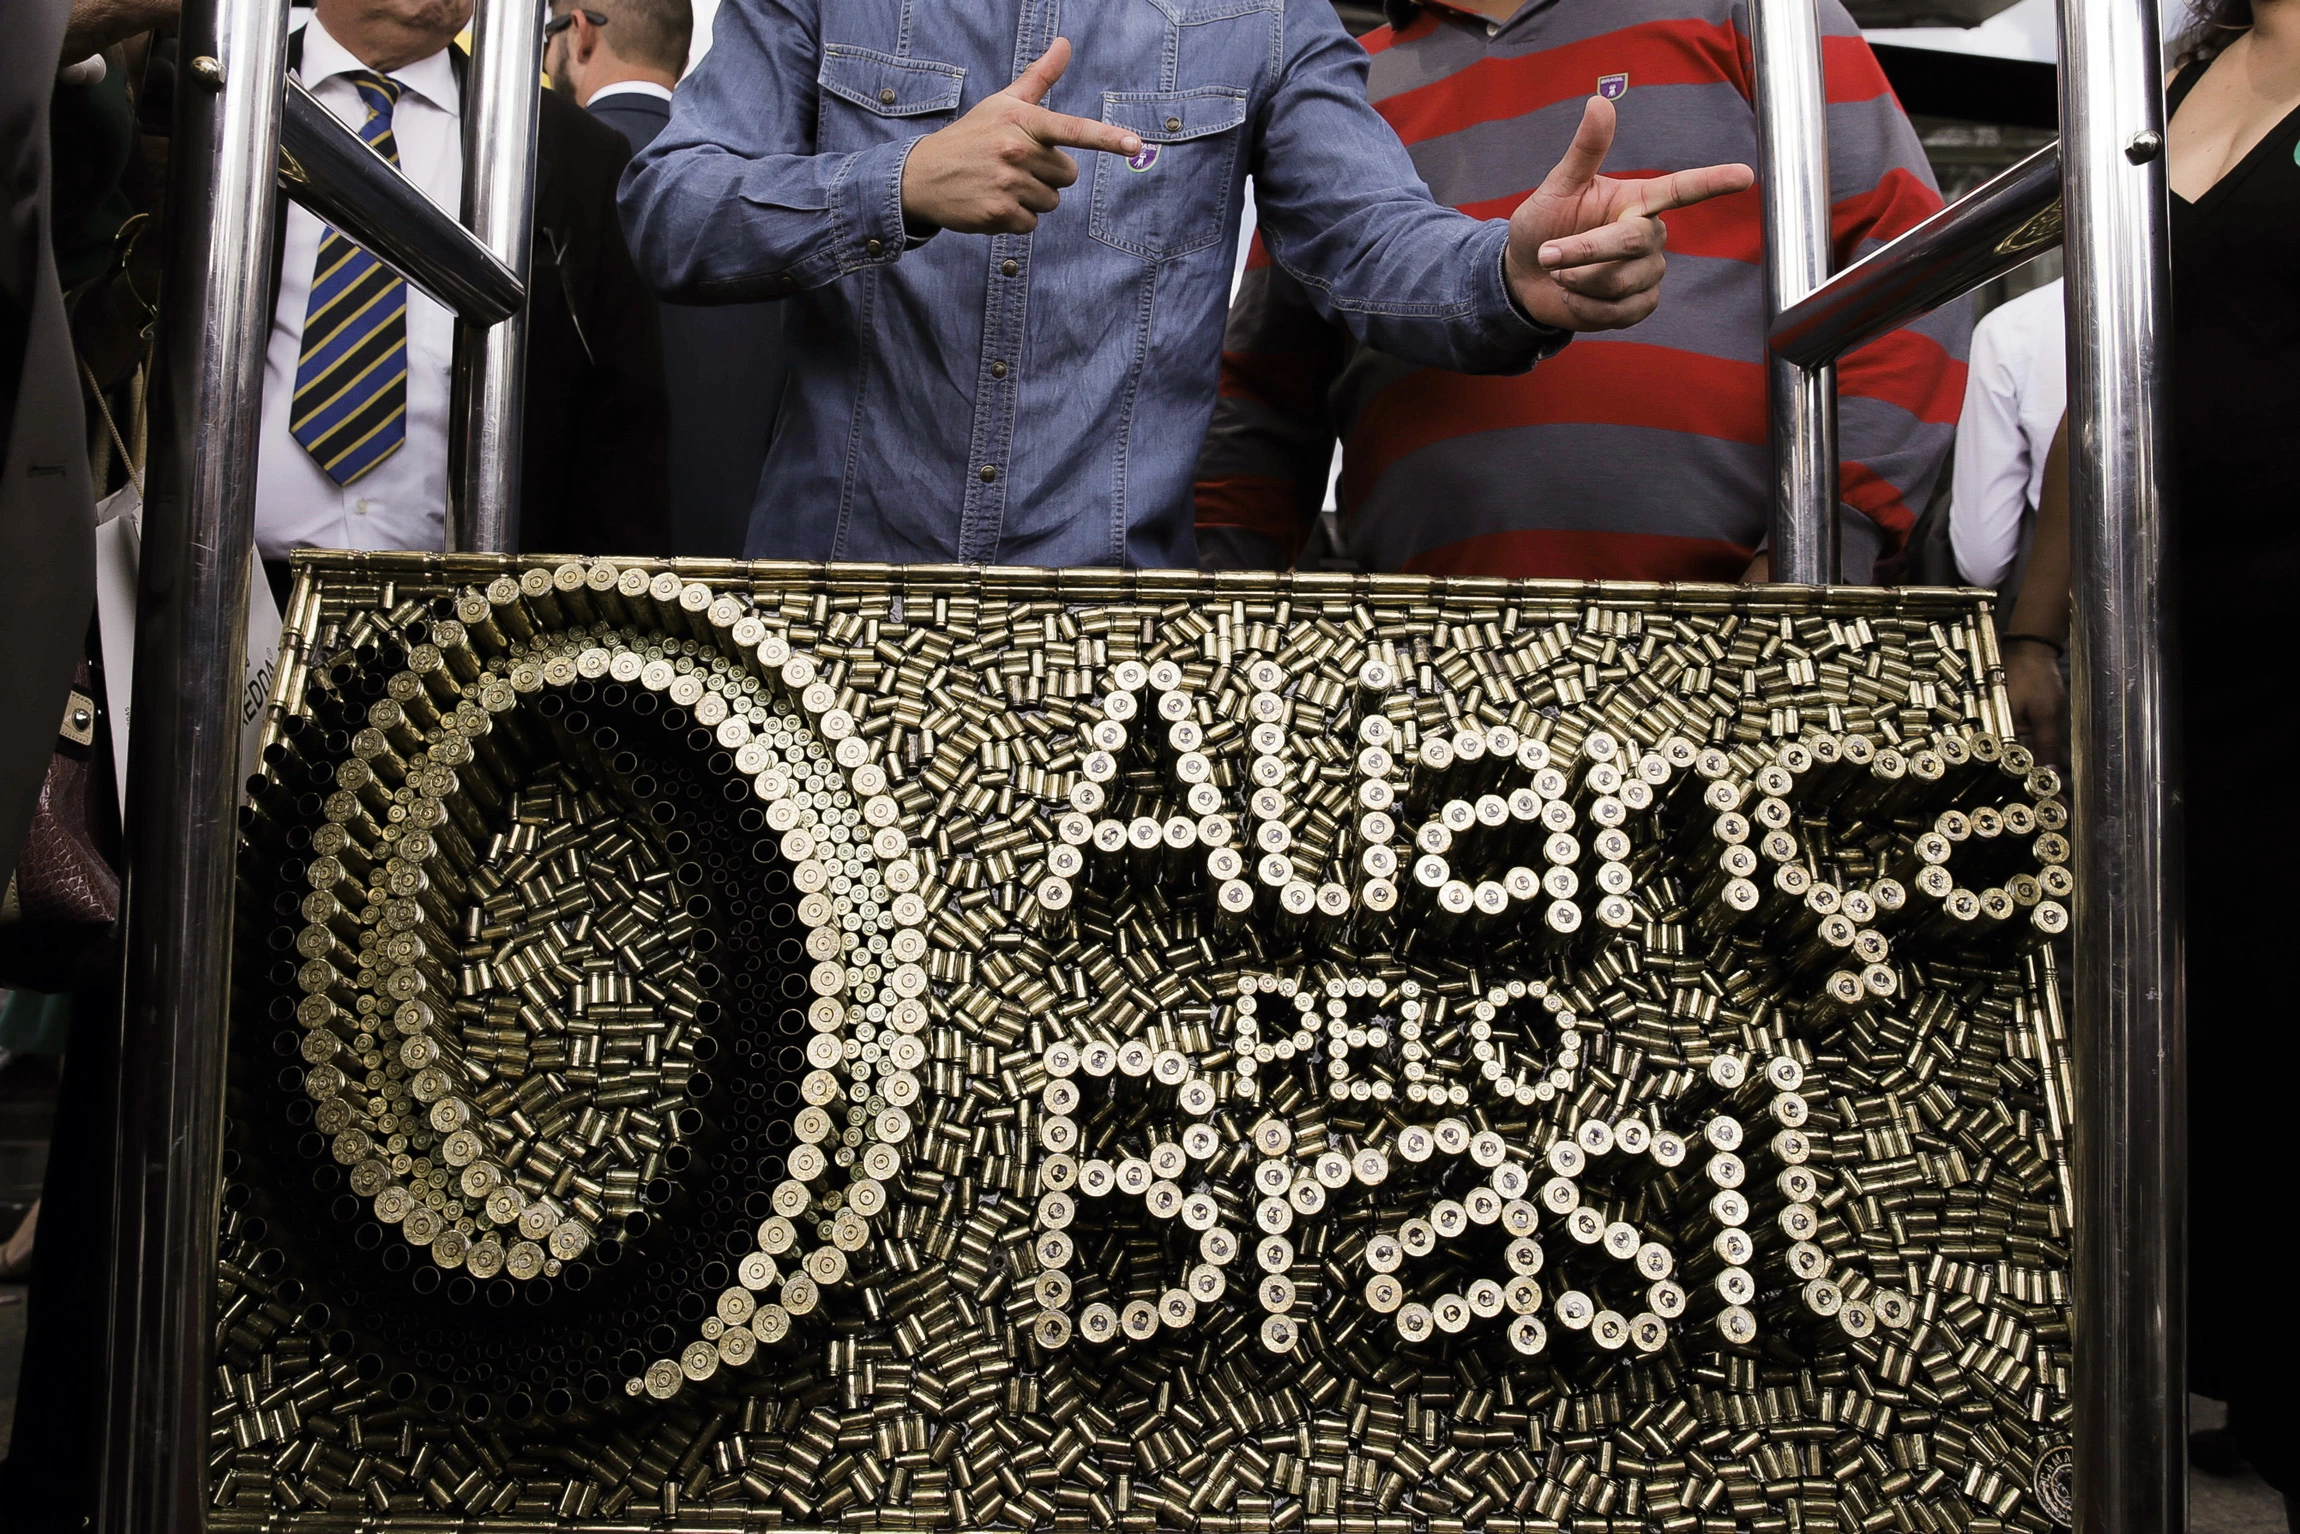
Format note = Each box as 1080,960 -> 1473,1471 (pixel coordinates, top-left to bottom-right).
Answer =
587,78 -> 673,105
1420,0 -> 1541,35
298,12 -> 460,114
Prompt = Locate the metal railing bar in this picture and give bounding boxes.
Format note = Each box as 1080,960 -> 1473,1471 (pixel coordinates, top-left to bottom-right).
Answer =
1770,141 -> 2061,372
2058,0 -> 2184,1528
99,0 -> 293,1523
448,0 -> 548,553
278,75 -> 524,326
1749,0 -> 1841,585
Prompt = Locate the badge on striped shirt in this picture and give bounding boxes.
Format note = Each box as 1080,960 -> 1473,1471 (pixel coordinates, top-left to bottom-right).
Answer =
1598,72 -> 1630,101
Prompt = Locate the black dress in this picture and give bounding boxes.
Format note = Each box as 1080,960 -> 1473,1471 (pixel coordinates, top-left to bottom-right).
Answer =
2168,60 -> 2300,579
2168,56 -> 2300,1495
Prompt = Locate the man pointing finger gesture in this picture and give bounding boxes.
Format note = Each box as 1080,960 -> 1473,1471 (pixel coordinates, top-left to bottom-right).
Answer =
1194,0 -> 1963,590
902,40 -> 1146,235
1507,95 -> 1755,333
624,4 -> 1758,567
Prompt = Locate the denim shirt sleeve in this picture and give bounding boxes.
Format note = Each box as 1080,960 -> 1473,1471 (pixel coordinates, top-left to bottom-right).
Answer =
617,0 -> 920,302
1249,0 -> 1566,377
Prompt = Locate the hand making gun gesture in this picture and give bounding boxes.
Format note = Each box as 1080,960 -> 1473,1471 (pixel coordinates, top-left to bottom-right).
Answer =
901,41 -> 1755,330
1505,94 -> 1757,332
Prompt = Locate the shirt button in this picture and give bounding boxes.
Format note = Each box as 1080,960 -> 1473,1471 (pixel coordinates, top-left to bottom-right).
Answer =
990,361 -> 1009,379
980,465 -> 998,483
879,88 -> 897,105
1486,21 -> 1498,34
1165,116 -> 1182,132
866,238 -> 884,257
1001,259 -> 1019,277
355,498 -> 371,515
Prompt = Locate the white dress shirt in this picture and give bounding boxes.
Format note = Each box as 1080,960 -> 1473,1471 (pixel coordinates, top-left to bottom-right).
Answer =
254,19 -> 461,562
586,79 -> 673,106
1949,279 -> 2066,590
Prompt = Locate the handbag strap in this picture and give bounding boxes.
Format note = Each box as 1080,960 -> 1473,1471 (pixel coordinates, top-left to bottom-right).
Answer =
79,352 -> 143,498
77,208 -> 159,497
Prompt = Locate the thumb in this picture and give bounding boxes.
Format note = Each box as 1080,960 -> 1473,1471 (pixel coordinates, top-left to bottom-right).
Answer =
1536,95 -> 1615,198
1006,36 -> 1071,105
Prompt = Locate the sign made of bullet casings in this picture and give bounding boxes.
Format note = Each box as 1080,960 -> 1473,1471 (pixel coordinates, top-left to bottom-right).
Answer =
216,555 -> 2075,1533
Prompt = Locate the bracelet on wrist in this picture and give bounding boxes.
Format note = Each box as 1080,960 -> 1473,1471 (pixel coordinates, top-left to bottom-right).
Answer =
2003,633 -> 2065,657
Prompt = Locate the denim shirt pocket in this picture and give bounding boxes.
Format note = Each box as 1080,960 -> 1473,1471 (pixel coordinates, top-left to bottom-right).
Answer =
1088,87 -> 1249,263
817,47 -> 966,152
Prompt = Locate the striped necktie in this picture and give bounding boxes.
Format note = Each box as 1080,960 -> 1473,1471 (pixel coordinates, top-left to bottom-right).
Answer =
292,70 -> 410,487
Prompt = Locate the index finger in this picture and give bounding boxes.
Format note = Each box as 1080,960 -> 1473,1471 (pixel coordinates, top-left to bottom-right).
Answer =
1020,104 -> 1142,157
1621,162 -> 1755,217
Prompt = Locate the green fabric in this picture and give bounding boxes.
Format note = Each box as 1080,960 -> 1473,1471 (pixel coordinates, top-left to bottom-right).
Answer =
0,989 -> 72,1055
49,61 -> 136,294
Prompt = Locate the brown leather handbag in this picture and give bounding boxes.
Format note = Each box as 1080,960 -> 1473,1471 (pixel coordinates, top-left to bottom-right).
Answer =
0,219 -> 151,990
0,659 -> 121,991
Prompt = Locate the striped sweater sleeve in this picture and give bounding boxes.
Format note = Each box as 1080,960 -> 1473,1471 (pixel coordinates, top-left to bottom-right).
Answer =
1811,0 -> 1971,553
1193,234 -> 1349,571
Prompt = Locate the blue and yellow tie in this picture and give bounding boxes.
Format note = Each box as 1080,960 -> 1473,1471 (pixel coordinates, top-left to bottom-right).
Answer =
292,70 -> 410,486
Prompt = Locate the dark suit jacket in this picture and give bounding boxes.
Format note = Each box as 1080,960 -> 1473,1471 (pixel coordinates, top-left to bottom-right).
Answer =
272,33 -> 670,556
0,0 -> 97,896
589,88 -> 786,559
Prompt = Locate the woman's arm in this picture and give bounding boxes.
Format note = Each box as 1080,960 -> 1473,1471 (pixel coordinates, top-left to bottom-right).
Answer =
1999,414 -> 2070,766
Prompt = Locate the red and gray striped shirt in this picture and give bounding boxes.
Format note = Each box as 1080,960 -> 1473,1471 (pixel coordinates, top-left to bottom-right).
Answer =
1194,0 -> 1969,581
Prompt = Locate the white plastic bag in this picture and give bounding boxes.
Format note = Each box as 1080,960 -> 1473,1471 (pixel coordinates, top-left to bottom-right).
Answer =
93,483 -> 281,808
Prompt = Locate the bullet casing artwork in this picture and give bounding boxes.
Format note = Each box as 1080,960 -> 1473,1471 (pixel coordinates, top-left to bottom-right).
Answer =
214,555 -> 2076,1533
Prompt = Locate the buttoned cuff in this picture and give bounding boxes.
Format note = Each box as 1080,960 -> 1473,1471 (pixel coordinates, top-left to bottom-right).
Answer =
830,134 -> 929,273
1480,227 -> 1571,371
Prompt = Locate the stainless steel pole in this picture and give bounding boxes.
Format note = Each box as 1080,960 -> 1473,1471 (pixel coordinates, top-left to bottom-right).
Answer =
1748,0 -> 1839,584
451,0 -> 547,552
100,0 -> 290,1524
2057,0 -> 2183,1529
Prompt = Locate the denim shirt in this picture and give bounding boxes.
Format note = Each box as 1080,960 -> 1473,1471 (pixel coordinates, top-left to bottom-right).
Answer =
620,0 -> 1563,568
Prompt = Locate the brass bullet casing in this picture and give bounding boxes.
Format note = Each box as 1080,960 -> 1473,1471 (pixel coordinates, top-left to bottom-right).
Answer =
227,555 -> 2065,1534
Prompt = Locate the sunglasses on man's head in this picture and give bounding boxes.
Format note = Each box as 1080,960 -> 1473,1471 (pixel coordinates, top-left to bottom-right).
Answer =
544,10 -> 608,42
